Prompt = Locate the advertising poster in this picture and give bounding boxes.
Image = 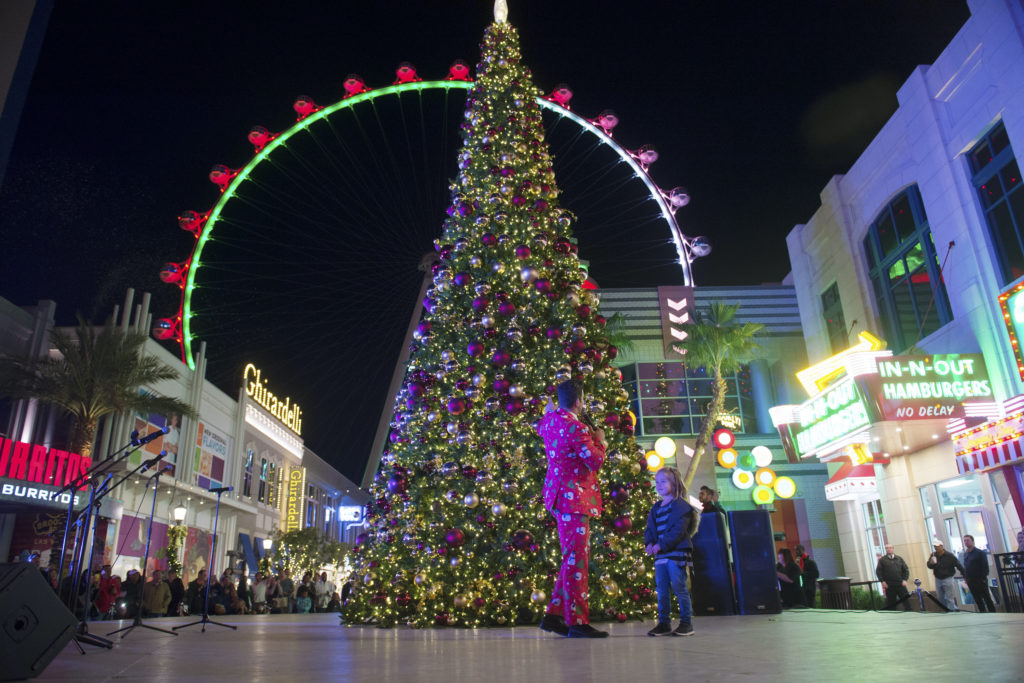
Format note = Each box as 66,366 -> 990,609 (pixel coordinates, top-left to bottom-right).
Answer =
193,421 -> 229,491
183,526 -> 212,583
116,512 -> 169,573
130,397 -> 184,477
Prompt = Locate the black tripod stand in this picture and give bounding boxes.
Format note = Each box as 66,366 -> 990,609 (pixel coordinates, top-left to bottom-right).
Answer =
174,486 -> 238,633
107,466 -> 179,639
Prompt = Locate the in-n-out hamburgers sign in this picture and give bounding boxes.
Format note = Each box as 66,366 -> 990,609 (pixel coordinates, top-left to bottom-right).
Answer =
0,437 -> 90,509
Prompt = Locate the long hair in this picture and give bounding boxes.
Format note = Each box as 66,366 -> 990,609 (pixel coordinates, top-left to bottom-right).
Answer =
657,466 -> 686,500
779,548 -> 796,566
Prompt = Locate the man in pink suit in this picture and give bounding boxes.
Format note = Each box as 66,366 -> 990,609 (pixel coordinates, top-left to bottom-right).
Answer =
536,379 -> 609,638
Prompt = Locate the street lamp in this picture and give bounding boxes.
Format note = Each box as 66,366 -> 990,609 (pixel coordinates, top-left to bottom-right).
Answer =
173,504 -> 187,523
262,538 -> 273,552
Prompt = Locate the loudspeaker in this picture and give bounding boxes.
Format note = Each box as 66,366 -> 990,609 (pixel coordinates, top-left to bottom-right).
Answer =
0,563 -> 77,680
690,511 -> 735,615
728,510 -> 782,615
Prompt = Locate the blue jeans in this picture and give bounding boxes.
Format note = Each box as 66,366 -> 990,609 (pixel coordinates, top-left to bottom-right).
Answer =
655,560 -> 692,624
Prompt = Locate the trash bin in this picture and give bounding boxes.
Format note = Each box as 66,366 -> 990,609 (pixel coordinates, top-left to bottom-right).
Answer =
818,577 -> 853,609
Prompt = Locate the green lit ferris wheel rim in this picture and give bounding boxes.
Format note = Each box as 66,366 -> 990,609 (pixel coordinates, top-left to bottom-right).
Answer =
180,79 -> 692,369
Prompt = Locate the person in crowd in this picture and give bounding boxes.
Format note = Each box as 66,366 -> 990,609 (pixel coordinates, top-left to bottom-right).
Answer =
326,591 -> 342,612
876,544 -> 911,610
926,541 -> 964,611
226,579 -> 247,614
794,545 -> 819,608
296,585 -> 312,613
535,379 -> 608,639
251,572 -> 268,613
186,568 -> 208,615
237,569 -> 251,613
645,466 -> 700,637
94,565 -> 120,619
300,572 -> 315,612
962,534 -> 996,612
341,578 -> 353,605
123,569 -> 143,618
315,571 -> 334,611
207,573 -> 232,615
776,548 -> 805,608
266,573 -> 283,613
142,569 -> 171,617
279,568 -> 295,613
166,568 -> 185,616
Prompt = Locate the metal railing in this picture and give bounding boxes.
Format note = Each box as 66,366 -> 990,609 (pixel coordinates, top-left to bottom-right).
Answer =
994,552 -> 1024,613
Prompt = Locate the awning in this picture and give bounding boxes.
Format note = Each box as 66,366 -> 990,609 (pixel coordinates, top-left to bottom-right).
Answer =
238,534 -> 258,574
824,462 -> 877,501
956,437 -> 1024,474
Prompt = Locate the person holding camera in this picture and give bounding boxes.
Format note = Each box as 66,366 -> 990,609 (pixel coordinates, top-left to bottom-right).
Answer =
926,541 -> 964,610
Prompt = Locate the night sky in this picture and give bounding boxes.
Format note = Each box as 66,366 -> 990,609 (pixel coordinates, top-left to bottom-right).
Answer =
0,1 -> 971,483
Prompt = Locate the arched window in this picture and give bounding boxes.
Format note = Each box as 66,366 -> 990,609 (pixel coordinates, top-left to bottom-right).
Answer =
862,186 -> 951,351
969,121 -> 1023,284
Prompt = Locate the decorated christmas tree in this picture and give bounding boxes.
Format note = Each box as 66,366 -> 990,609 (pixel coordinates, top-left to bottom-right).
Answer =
343,9 -> 656,628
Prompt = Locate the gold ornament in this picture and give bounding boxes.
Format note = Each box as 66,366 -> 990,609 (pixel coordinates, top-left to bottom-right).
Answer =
454,594 -> 470,609
530,590 -> 547,604
492,502 -> 507,516
464,492 -> 480,508
363,572 -> 376,585
414,573 -> 428,586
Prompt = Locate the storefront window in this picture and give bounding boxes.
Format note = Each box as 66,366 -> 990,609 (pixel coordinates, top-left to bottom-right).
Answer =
919,487 -> 937,544
243,448 -> 254,498
937,475 -> 984,511
635,361 -> 752,436
990,474 -> 1022,552
258,458 -> 268,503
863,499 -> 888,567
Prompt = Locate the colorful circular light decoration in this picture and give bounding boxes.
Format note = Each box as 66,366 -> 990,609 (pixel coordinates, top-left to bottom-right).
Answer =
732,469 -> 755,490
752,485 -> 775,505
736,452 -> 757,471
713,428 -> 735,450
646,451 -> 664,471
626,410 -> 638,428
773,476 -> 797,499
752,445 -> 773,468
755,467 -> 776,487
717,448 -> 738,469
654,437 -> 677,459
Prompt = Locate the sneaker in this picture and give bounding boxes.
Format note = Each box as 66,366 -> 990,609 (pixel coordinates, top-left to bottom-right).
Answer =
538,613 -> 569,636
647,622 -> 673,637
567,623 -> 609,638
673,621 -> 694,637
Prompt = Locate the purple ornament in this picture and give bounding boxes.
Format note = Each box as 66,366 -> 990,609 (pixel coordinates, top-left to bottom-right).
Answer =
472,296 -> 489,312
445,528 -> 465,546
515,245 -> 531,259
481,233 -> 497,247
447,397 -> 467,415
467,340 -> 485,357
453,272 -> 470,286
492,349 -> 511,366
498,301 -> 516,317
535,279 -> 551,293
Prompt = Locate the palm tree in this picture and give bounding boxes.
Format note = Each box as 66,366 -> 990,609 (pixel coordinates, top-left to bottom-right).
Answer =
0,315 -> 197,459
677,302 -> 763,489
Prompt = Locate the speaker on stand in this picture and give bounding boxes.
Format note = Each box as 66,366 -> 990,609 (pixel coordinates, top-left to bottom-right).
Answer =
0,563 -> 78,681
728,509 -> 782,614
690,511 -> 735,615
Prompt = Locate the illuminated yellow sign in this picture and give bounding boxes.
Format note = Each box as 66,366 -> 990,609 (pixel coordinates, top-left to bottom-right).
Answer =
796,331 -> 885,395
244,364 -> 303,436
283,465 -> 306,532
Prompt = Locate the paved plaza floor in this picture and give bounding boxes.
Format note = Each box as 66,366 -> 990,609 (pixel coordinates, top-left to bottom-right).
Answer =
33,609 -> 1024,682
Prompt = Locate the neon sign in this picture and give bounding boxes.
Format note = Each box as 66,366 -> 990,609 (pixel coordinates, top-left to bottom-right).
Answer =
244,364 -> 303,435
786,381 -> 873,457
875,353 -> 990,419
0,438 -> 90,509
998,285 -> 1024,380
283,465 -> 306,532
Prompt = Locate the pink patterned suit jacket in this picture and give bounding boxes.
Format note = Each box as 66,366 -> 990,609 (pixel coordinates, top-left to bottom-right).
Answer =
536,409 -> 605,517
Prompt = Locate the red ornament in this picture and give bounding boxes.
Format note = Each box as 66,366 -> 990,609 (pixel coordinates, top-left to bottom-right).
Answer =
492,349 -> 511,366
511,529 -> 534,550
447,397 -> 467,415
613,515 -> 632,531
515,245 -> 531,259
445,528 -> 466,546
467,340 -> 485,357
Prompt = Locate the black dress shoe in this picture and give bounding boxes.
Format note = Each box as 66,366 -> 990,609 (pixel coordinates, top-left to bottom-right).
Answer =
567,623 -> 609,638
539,613 -> 569,636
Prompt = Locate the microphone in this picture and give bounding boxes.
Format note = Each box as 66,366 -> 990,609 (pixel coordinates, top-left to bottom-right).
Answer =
138,427 -> 169,447
209,486 -> 233,494
140,450 -> 168,473
130,430 -> 140,446
579,412 -> 597,432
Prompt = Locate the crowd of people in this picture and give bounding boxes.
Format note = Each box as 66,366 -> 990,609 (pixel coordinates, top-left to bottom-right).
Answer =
36,561 -> 346,619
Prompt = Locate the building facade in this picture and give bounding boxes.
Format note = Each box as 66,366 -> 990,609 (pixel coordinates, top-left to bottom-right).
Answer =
783,0 -> 1024,608
0,289 -> 368,585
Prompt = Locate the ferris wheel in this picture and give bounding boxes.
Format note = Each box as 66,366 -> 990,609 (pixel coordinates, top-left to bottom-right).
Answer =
152,61 -> 709,383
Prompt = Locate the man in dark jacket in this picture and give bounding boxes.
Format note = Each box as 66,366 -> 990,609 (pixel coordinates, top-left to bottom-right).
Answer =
962,535 -> 995,612
926,541 -> 964,610
875,544 -> 911,610
186,568 -> 208,615
795,545 -> 820,607
166,568 -> 186,616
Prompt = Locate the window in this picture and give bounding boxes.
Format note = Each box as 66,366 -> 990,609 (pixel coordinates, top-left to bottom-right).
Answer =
258,458 -> 268,504
863,499 -> 888,570
266,462 -> 278,508
821,282 -> 847,353
969,122 -> 1024,284
863,186 -> 951,351
243,448 -> 254,498
634,361 -> 753,436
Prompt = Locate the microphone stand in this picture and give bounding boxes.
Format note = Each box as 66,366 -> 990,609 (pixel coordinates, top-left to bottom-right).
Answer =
107,465 -> 178,639
51,428 -> 168,651
174,487 -> 238,633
